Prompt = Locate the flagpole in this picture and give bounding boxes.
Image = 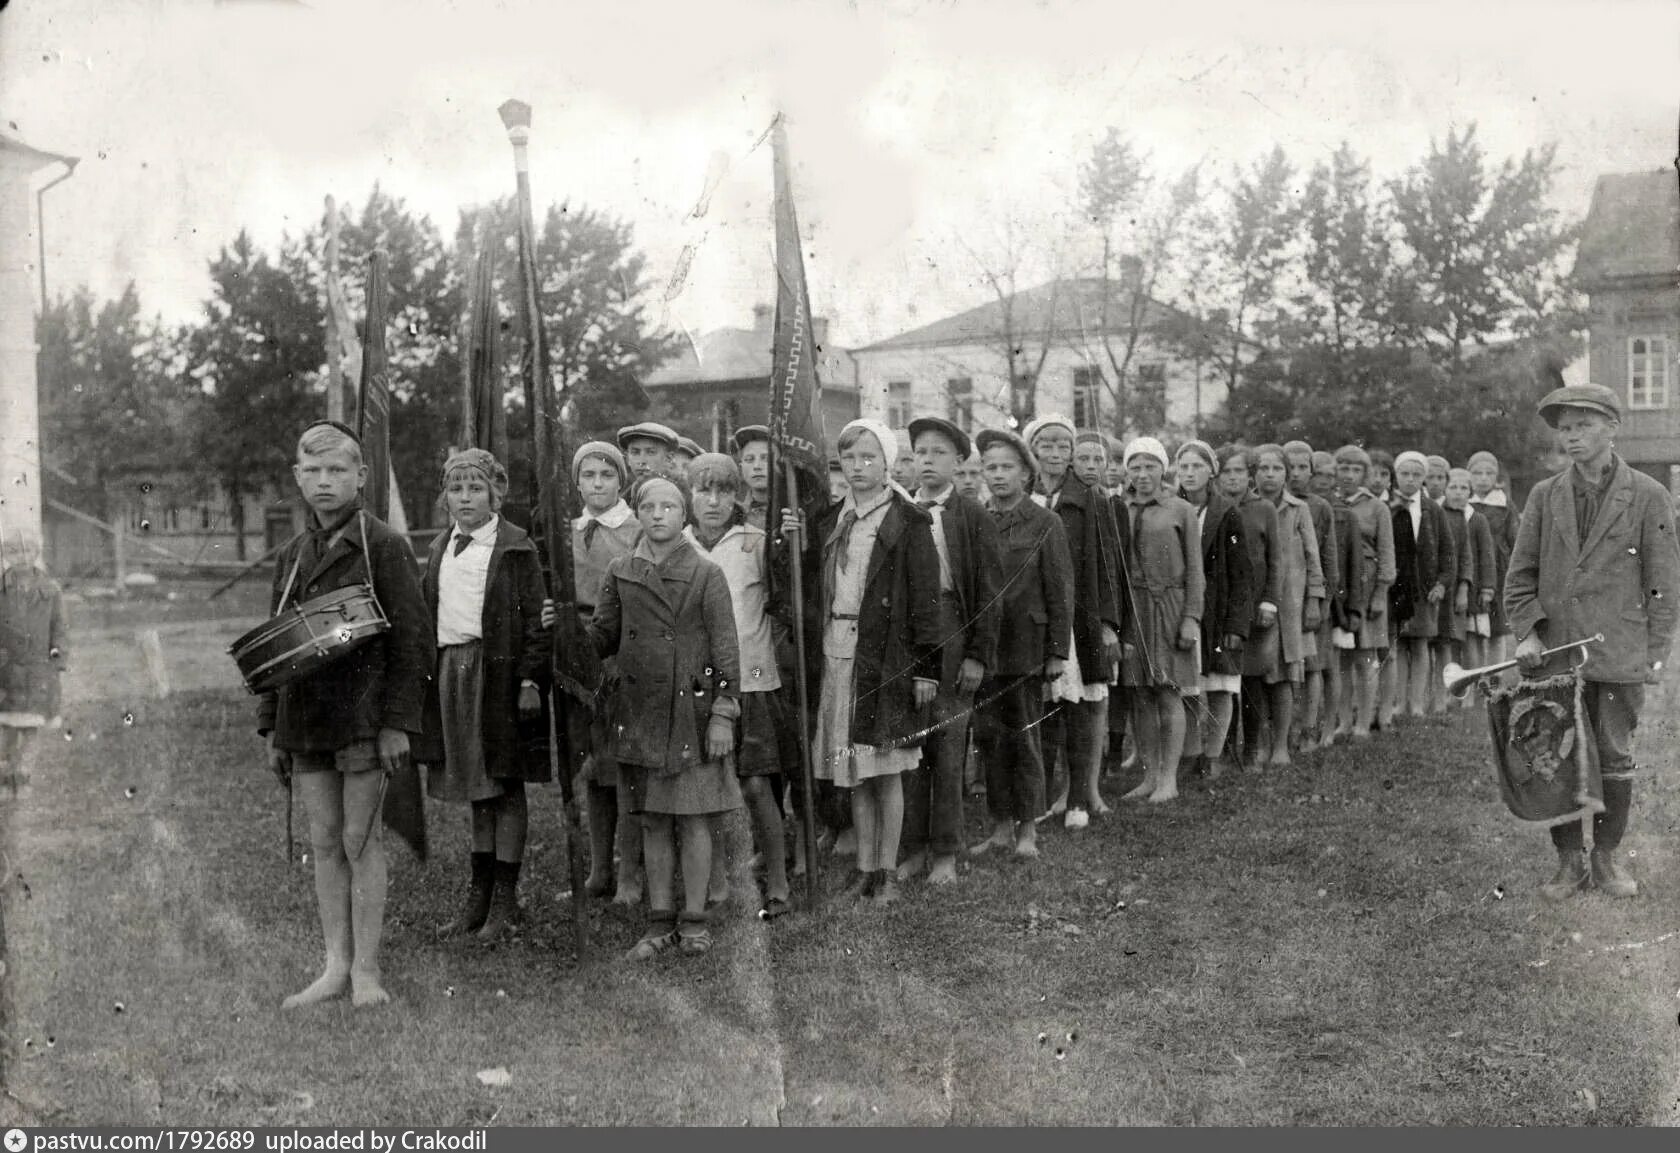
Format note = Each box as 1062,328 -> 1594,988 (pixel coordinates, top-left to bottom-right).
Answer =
500,97 -> 593,965
785,461 -> 822,904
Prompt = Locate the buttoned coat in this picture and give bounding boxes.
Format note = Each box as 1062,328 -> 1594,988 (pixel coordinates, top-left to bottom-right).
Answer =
1340,489 -> 1396,647
588,538 -> 742,772
1393,493 -> 1456,639
988,498 -> 1074,676
1042,473 -> 1123,684
413,519 -> 551,779
1272,490 -> 1326,665
1193,491 -> 1254,677
257,509 -> 432,753
928,491 -> 1005,674
1434,506 -> 1474,642
801,491 -> 943,749
1504,456 -> 1680,683
1305,493 -> 1342,612
1470,494 -> 1518,634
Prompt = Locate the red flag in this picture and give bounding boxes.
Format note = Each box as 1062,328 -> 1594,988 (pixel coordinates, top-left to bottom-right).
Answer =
462,239 -> 507,460
356,250 -> 393,520
767,116 -> 829,514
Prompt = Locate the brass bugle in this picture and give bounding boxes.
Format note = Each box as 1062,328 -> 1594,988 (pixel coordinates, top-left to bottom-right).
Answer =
1441,633 -> 1604,698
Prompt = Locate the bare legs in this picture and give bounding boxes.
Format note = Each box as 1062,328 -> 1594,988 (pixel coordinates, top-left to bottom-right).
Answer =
584,781 -> 617,896
641,814 -> 714,919
285,769 -> 388,1009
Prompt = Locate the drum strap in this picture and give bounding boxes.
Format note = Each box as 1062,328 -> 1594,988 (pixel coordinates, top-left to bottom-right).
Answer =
276,511 -> 377,612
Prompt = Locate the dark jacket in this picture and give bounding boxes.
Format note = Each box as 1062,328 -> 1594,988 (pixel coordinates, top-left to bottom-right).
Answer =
988,497 -> 1074,676
1391,491 -> 1454,636
258,508 -> 432,753
925,489 -> 1005,674
1328,503 -> 1361,630
1505,454 -> 1680,683
1234,491 -> 1284,623
1435,503 -> 1473,639
414,518 -> 551,780
1194,491 -> 1254,676
588,537 -> 741,772
1470,494 -> 1518,634
1041,472 -> 1123,683
1304,492 -> 1341,612
803,491 -> 943,749
0,569 -> 68,719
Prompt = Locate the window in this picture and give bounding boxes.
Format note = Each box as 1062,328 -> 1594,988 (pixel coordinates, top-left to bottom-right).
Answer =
1072,367 -> 1101,428
947,378 -> 974,432
886,381 -> 912,429
1137,362 -> 1166,385
1628,336 -> 1670,410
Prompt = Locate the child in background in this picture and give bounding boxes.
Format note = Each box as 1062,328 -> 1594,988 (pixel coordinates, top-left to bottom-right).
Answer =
1285,441 -> 1339,750
1026,416 -> 1122,827
590,474 -> 742,958
790,420 -> 941,904
969,429 -> 1072,858
1173,441 -> 1251,781
571,441 -> 645,905
1307,449 -> 1355,749
0,532 -> 67,792
1443,468 -> 1497,705
420,449 -> 550,940
616,422 -> 680,484
734,426 -> 774,530
686,453 -> 794,919
890,437 -> 920,493
1466,451 -> 1517,664
1254,444 -> 1324,767
954,447 -> 986,503
1388,450 -> 1454,723
671,436 -> 703,486
1217,445 -> 1282,774
1332,445 -> 1395,739
1117,438 -> 1203,802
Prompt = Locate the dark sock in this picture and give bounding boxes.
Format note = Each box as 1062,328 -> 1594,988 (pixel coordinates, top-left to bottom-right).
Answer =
494,857 -> 522,889
470,851 -> 495,887
1550,820 -> 1584,855
1592,779 -> 1633,852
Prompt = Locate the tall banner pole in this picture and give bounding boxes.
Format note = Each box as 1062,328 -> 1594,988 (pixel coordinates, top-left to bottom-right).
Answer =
500,97 -> 595,963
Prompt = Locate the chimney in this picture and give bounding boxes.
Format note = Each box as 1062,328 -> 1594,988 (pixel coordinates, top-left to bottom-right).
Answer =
752,303 -> 773,332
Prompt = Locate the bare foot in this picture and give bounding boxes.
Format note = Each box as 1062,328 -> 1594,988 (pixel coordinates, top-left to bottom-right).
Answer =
1086,791 -> 1111,816
1146,785 -> 1179,804
281,967 -> 349,1010
611,879 -> 644,907
969,824 -> 1013,855
1269,752 -> 1293,768
1014,832 -> 1039,859
350,967 -> 391,1008
832,828 -> 858,858
896,850 -> 927,882
927,855 -> 958,885
1120,778 -> 1153,801
1048,788 -> 1069,817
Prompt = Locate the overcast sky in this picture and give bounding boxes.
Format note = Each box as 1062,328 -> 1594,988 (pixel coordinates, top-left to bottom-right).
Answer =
2,0 -> 1675,350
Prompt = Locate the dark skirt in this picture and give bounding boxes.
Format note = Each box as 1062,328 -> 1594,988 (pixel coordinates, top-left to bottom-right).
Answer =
426,643 -> 505,804
737,689 -> 793,778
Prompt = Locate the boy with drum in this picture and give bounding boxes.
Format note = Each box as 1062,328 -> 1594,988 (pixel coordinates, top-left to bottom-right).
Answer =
259,420 -> 430,1008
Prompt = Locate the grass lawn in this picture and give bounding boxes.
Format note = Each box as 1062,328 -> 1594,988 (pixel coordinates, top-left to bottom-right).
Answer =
3,616 -> 1678,1125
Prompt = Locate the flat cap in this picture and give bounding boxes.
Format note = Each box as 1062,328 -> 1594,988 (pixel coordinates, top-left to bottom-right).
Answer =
733,424 -> 771,451
616,422 -> 680,451
1538,384 -> 1621,428
906,415 -> 972,460
675,436 -> 704,459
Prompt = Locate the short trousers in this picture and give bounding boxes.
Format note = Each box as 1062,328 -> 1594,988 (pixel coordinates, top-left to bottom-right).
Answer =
292,739 -> 382,775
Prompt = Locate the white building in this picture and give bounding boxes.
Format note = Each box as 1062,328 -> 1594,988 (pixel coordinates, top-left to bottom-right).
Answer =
851,277 -> 1245,442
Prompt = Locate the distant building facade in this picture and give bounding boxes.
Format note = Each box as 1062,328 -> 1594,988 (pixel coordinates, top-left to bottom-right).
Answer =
643,304 -> 860,453
1574,170 -> 1680,492
851,277 -> 1242,443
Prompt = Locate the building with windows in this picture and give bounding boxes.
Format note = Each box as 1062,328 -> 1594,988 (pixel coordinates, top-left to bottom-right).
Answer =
852,276 -> 1240,442
1573,170 -> 1680,491
643,303 -> 860,452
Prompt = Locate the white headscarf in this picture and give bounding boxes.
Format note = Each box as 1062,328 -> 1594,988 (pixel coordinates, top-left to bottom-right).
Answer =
1023,414 -> 1076,447
839,418 -> 898,470
1123,436 -> 1170,469
1394,450 -> 1428,473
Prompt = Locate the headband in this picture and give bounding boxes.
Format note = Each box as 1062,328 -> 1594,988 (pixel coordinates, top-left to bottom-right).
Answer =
1394,450 -> 1428,472
633,474 -> 687,509
1466,450 -> 1500,472
839,418 -> 898,467
1075,430 -> 1108,448
1175,439 -> 1218,472
688,452 -> 741,488
1425,455 -> 1451,471
441,447 -> 507,488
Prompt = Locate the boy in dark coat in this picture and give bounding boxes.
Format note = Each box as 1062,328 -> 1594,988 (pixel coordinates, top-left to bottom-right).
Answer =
260,421 -> 430,1009
1388,450 -> 1456,722
970,429 -> 1073,859
1507,385 -> 1679,900
899,415 -> 1004,886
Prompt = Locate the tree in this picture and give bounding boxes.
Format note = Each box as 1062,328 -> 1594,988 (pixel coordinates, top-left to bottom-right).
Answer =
1387,125 -> 1578,365
1293,143 -> 1394,357
1209,146 -> 1299,392
37,284 -> 195,521
1071,129 -> 1205,436
953,206 -> 1069,427
186,231 -> 323,559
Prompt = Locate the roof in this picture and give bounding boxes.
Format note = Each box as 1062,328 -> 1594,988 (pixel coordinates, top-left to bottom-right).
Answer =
855,277 -> 1221,352
1573,171 -> 1680,286
645,324 -> 856,389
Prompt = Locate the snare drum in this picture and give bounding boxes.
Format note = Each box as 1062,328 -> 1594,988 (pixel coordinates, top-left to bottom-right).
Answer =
229,584 -> 390,696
